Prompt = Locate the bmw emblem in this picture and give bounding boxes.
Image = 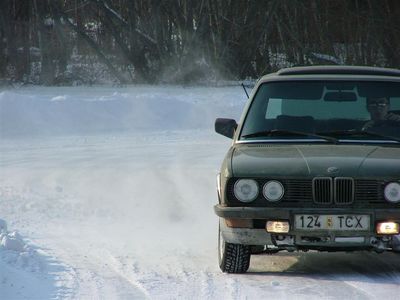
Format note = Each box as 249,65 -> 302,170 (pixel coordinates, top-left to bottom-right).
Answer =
327,167 -> 339,174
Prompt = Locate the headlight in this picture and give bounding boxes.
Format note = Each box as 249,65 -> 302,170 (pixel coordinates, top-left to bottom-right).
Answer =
234,179 -> 259,202
263,180 -> 284,201
384,182 -> 400,203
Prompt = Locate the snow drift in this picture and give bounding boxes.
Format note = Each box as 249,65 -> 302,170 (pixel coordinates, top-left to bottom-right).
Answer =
0,86 -> 243,137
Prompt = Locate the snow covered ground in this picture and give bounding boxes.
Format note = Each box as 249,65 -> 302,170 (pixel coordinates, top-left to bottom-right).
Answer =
1,86 -> 400,299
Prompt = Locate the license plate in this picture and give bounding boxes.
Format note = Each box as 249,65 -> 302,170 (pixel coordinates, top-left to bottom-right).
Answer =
294,215 -> 370,230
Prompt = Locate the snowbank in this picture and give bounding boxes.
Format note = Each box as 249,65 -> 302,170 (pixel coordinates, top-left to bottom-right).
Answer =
0,85 -> 245,138
0,218 -> 66,299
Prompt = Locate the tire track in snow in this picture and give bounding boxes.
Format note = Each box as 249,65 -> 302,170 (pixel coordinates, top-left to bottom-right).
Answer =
111,248 -> 247,300
104,254 -> 152,299
247,251 -> 400,299
38,236 -> 151,300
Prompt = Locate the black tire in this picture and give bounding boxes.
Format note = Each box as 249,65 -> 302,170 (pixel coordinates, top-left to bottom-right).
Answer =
392,235 -> 400,253
218,225 -> 251,273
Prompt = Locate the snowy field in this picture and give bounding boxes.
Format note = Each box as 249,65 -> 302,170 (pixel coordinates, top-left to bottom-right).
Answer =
1,86 -> 400,299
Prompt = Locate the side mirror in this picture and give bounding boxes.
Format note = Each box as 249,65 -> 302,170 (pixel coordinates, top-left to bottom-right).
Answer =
215,118 -> 238,139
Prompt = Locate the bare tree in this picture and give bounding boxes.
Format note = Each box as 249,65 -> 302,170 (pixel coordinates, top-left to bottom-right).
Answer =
1,0 -> 400,84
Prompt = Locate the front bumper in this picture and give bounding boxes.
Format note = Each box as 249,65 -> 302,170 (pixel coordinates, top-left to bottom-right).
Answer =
215,205 -> 400,249
214,205 -> 400,220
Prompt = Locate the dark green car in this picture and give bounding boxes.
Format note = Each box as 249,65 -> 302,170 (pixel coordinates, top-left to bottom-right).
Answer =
214,66 -> 400,273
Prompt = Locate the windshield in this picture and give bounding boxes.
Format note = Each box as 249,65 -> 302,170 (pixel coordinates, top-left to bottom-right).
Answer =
240,81 -> 400,142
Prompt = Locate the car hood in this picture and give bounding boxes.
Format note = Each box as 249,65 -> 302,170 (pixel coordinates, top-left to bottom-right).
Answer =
231,144 -> 400,178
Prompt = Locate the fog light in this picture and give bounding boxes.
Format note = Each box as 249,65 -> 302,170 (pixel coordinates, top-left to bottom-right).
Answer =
376,222 -> 400,234
225,218 -> 252,228
266,221 -> 290,233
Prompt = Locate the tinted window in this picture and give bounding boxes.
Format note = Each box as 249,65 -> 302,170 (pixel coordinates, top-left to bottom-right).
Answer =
241,81 -> 400,140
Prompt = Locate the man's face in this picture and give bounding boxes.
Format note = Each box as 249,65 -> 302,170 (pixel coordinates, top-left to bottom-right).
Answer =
367,97 -> 390,121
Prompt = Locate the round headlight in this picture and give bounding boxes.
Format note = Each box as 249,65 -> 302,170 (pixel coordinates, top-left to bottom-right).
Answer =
263,180 -> 284,202
234,179 -> 259,202
384,182 -> 400,203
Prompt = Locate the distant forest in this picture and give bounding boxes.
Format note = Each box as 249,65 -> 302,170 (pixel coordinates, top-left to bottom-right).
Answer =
1,0 -> 400,85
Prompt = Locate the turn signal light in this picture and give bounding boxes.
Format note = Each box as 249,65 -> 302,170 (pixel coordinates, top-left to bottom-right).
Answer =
266,221 -> 290,233
376,222 -> 400,234
225,218 -> 252,228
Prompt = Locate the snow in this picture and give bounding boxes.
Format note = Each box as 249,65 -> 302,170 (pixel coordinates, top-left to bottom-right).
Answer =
1,85 -> 400,299
310,52 -> 344,65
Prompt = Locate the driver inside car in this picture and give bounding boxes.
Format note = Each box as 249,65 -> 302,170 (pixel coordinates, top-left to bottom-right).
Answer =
362,96 -> 400,130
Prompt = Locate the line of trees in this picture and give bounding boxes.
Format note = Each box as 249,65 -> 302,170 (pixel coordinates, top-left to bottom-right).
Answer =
1,0 -> 400,85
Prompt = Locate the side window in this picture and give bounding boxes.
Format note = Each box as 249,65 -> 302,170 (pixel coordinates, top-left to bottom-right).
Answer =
390,97 -> 400,111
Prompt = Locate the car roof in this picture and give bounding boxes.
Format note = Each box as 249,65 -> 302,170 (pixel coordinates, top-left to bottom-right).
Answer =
259,65 -> 400,83
278,65 -> 400,76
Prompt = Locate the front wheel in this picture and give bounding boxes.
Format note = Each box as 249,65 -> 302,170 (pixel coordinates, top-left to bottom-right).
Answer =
218,224 -> 251,273
392,235 -> 400,253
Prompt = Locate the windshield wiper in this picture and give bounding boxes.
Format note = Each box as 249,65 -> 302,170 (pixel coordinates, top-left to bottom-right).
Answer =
316,130 -> 400,143
242,129 -> 338,143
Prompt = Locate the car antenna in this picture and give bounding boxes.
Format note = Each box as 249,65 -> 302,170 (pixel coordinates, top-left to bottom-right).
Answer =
241,83 -> 249,99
